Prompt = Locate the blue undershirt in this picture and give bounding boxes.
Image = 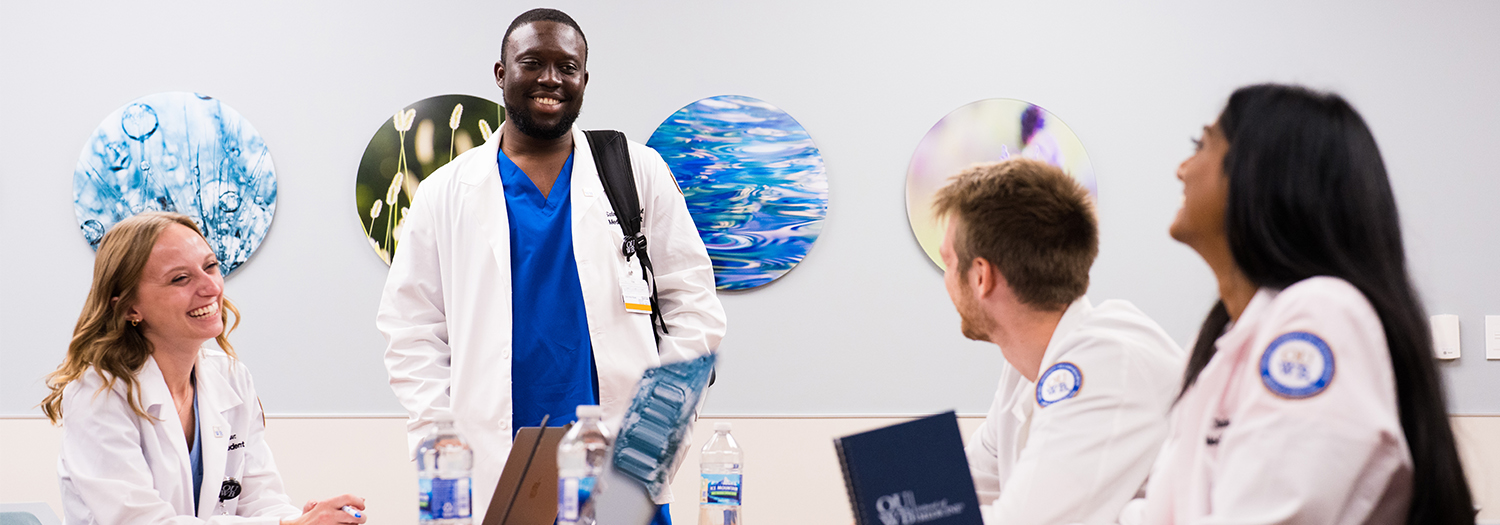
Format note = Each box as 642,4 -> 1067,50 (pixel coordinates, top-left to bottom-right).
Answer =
499,149 -> 597,435
189,372 -> 202,515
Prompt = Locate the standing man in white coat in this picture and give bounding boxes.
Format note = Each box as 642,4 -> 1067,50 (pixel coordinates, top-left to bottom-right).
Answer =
377,8 -> 725,524
932,159 -> 1183,525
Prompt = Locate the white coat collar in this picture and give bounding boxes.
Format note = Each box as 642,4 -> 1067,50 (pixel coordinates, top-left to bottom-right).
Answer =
131,349 -> 232,516
136,348 -> 245,517
564,126 -> 607,229
466,125 -> 605,198
466,125 -> 607,276
1037,296 -> 1094,371
135,356 -> 193,514
139,349 -> 246,418
1172,288 -> 1278,441
137,353 -> 175,421
1210,287 -> 1277,366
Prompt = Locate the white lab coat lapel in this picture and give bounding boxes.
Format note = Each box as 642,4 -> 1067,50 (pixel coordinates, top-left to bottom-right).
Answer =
568,128 -> 610,337
569,128 -> 606,232
195,355 -> 243,518
463,130 -> 511,286
1183,290 -> 1272,441
1162,289 -> 1272,519
474,127 -> 608,296
1007,378 -> 1034,452
137,355 -> 195,514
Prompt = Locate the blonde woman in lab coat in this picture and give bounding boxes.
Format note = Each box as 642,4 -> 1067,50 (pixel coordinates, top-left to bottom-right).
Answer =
1130,84 -> 1475,524
41,212 -> 366,525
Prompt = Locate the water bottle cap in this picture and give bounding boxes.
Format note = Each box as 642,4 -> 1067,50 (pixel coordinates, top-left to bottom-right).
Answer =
576,405 -> 603,418
714,422 -> 732,432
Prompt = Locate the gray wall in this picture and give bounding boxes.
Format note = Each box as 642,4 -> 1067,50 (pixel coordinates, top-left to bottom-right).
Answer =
3,1 -> 1498,416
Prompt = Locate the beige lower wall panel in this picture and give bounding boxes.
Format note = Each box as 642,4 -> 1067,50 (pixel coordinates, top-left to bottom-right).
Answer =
0,419 -> 63,519
1455,417 -> 1500,521
4,416 -> 1497,523
665,417 -> 985,525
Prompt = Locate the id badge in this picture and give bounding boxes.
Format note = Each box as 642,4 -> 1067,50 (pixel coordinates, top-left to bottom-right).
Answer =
621,267 -> 652,315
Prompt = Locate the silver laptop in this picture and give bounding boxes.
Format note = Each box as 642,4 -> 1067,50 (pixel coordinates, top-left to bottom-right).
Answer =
482,425 -> 659,525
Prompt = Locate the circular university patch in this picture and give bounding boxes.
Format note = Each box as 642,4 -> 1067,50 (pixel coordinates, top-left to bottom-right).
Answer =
1259,332 -> 1335,399
1036,362 -> 1083,407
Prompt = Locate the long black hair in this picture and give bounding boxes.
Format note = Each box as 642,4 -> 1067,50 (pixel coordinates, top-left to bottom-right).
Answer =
1180,84 -> 1473,524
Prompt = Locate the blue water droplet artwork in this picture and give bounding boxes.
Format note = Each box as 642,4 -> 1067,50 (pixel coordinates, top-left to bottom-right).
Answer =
73,92 -> 276,276
646,95 -> 828,291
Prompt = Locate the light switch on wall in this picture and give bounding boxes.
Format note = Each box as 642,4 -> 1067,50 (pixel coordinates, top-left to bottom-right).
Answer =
1487,316 -> 1500,360
1431,314 -> 1461,360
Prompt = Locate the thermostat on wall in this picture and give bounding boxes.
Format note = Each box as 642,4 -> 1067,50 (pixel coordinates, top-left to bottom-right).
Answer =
1431,314 -> 1461,360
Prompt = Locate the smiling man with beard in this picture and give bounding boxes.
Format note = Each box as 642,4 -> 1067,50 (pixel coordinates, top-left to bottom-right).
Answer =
377,8 -> 725,524
933,159 -> 1182,525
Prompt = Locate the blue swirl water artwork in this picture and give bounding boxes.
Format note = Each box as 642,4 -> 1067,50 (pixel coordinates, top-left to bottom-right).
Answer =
73,92 -> 276,276
646,95 -> 827,291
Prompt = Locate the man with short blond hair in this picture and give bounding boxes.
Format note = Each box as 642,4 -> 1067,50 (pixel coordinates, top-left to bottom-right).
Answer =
933,158 -> 1183,524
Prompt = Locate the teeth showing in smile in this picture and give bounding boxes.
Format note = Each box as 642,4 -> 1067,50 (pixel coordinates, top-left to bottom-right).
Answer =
189,302 -> 219,319
533,97 -> 561,106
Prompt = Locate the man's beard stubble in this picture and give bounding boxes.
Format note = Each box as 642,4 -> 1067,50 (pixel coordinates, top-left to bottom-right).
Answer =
957,287 -> 993,342
507,101 -> 581,140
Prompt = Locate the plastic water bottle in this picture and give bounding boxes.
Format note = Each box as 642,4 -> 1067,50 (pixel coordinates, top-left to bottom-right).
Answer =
430,414 -> 473,525
698,422 -> 743,525
416,430 -> 437,524
558,405 -> 612,525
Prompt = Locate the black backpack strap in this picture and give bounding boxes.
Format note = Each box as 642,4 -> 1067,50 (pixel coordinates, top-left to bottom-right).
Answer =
584,130 -> 669,345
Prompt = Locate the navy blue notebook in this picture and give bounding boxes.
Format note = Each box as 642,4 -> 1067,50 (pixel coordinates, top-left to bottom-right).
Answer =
834,411 -> 983,525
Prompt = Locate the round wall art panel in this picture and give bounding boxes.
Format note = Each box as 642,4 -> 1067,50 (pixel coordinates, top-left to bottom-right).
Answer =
73,92 -> 276,276
647,95 -> 827,291
905,99 -> 1097,270
355,94 -> 504,264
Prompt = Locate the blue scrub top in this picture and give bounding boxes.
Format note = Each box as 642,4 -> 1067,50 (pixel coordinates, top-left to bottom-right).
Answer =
499,149 -> 597,435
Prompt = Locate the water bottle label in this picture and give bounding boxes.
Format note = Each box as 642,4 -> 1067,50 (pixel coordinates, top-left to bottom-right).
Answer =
558,476 -> 596,524
418,477 -> 433,521
700,473 -> 742,506
430,477 -> 472,519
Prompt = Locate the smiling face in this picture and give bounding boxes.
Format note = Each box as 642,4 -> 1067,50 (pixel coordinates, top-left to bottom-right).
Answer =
495,20 -> 588,140
1170,123 -> 1231,250
124,223 -> 225,352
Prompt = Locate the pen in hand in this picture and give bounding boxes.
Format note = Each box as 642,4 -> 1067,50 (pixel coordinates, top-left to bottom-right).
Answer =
341,505 -> 363,519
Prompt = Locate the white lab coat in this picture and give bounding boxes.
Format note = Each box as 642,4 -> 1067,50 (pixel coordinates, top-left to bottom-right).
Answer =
57,349 -> 301,525
1129,277 -> 1412,524
378,126 -> 726,519
967,297 -> 1184,525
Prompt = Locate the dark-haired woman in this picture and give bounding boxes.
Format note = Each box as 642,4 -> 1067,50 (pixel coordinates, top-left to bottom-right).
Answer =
1130,85 -> 1474,524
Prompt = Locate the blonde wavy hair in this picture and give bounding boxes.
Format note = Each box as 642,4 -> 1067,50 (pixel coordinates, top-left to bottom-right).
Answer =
41,212 -> 240,424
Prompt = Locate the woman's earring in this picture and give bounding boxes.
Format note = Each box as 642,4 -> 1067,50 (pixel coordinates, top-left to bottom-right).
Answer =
130,319 -> 140,327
